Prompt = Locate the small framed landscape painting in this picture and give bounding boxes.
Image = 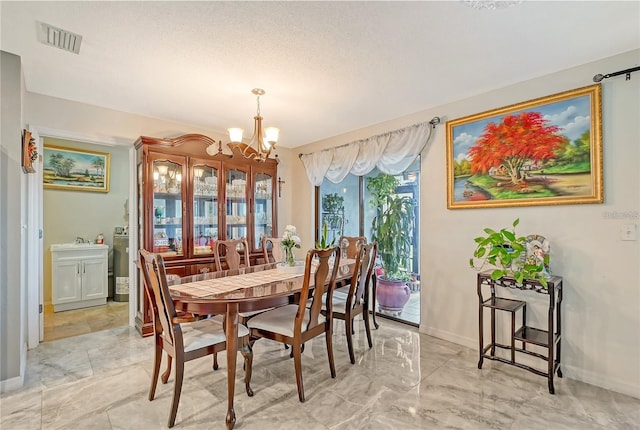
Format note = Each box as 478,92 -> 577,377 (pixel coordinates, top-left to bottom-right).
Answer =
446,84 -> 603,209
43,145 -> 110,192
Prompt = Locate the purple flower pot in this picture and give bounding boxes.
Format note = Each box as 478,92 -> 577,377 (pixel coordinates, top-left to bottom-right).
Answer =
376,276 -> 411,313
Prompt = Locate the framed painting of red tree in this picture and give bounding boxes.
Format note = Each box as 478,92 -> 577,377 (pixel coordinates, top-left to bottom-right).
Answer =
446,84 -> 602,209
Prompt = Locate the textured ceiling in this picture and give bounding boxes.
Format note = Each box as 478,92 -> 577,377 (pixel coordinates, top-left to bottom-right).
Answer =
1,1 -> 639,148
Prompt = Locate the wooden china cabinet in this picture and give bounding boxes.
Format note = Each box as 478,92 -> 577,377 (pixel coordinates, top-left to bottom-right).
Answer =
134,133 -> 278,336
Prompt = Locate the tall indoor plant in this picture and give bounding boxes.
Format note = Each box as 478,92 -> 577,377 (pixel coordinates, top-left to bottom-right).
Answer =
367,173 -> 415,313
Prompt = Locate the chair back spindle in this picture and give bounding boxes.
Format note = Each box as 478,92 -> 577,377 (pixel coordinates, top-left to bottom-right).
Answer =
140,249 -> 180,349
262,236 -> 284,263
304,247 -> 341,332
339,235 -> 366,259
214,237 -> 250,270
349,242 -> 375,310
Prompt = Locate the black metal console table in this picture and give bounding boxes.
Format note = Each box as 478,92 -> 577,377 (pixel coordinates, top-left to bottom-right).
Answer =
477,272 -> 563,394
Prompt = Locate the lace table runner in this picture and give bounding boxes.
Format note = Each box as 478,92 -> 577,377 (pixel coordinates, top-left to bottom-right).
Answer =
170,258 -> 355,298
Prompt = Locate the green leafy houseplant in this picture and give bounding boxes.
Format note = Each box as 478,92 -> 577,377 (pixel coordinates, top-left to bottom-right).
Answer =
322,193 -> 347,230
315,223 -> 336,250
367,174 -> 415,281
322,193 -> 344,214
469,218 -> 549,287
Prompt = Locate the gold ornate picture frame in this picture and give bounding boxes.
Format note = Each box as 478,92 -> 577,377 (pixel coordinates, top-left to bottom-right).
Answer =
446,84 -> 603,209
43,145 -> 110,192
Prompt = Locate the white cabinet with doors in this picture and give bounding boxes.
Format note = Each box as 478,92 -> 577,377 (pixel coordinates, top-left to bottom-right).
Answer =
51,244 -> 108,312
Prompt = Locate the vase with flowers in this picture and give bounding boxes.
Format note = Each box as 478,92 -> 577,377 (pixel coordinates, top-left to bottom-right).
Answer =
281,224 -> 302,267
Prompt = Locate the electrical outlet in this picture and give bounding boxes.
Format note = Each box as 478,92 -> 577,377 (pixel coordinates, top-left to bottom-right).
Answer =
621,224 -> 637,241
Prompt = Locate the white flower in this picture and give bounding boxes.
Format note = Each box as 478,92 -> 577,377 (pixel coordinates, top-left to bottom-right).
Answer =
282,225 -> 301,249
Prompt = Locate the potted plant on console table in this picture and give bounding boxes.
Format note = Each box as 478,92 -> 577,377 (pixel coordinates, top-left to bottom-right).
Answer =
367,173 -> 416,315
469,218 -> 550,287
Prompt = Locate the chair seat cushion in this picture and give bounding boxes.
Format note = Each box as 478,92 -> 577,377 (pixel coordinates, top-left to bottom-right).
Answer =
247,304 -> 325,338
309,293 -> 351,314
334,285 -> 350,296
326,295 -> 350,314
171,318 -> 249,353
239,308 -> 275,319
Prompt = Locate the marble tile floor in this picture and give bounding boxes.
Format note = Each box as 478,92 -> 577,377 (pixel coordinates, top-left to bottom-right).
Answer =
44,300 -> 129,341
2,319 -> 638,430
376,291 -> 420,326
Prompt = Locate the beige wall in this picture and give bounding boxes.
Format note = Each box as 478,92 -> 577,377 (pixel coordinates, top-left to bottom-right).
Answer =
42,137 -> 130,306
0,51 -> 25,387
9,49 -> 639,398
25,94 -> 299,304
25,92 -> 297,238
294,49 -> 640,398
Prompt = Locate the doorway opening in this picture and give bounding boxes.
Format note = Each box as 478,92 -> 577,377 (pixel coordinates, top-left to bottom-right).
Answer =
42,136 -> 132,341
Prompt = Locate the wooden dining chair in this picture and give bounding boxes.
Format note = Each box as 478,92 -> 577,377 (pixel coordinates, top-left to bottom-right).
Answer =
338,235 -> 366,260
214,237 -> 281,326
262,236 -> 284,264
213,237 -> 250,271
139,249 -> 254,428
247,246 -> 341,402
335,235 -> 366,292
324,242 -> 377,364
335,236 -> 379,329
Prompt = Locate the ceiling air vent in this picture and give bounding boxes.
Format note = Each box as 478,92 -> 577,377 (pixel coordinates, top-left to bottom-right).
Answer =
37,22 -> 82,54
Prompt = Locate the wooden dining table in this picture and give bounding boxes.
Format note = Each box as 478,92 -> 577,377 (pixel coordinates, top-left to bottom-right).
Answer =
168,259 -> 355,430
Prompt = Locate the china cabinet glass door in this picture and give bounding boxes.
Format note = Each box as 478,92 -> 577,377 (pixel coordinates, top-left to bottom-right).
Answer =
253,171 -> 274,250
225,167 -> 248,240
152,158 -> 184,257
192,163 -> 219,256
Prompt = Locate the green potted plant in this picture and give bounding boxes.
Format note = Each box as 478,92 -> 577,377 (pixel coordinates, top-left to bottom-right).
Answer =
367,173 -> 415,313
322,193 -> 344,214
315,223 -> 336,249
469,218 -> 550,287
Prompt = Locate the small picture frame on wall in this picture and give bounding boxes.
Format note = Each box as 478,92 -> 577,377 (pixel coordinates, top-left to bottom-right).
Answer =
446,84 -> 603,209
43,145 -> 110,192
22,129 -> 37,173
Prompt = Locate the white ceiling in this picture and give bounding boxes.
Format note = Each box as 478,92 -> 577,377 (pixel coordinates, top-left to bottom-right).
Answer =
2,1 -> 639,148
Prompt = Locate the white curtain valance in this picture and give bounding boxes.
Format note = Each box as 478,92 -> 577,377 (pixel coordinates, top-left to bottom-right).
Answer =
299,118 -> 439,186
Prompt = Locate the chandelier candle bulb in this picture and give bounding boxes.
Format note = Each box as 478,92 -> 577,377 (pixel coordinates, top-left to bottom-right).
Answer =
228,128 -> 244,143
264,127 -> 279,145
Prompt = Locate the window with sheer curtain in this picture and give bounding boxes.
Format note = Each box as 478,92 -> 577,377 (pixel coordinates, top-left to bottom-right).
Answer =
316,158 -> 420,274
301,120 -> 435,186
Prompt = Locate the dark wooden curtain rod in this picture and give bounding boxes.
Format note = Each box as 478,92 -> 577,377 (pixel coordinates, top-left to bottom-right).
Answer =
593,66 -> 640,82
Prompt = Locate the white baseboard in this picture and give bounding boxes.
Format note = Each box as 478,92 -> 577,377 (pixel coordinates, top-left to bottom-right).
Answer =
419,324 -> 640,400
562,363 -> 640,400
420,325 -> 477,351
0,343 -> 26,394
0,375 -> 23,393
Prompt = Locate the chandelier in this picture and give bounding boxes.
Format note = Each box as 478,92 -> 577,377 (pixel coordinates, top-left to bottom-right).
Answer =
227,88 -> 279,161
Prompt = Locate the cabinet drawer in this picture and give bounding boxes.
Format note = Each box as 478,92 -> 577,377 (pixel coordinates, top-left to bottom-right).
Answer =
164,264 -> 188,278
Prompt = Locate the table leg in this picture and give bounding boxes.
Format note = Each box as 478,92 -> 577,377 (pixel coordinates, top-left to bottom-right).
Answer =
225,303 -> 239,430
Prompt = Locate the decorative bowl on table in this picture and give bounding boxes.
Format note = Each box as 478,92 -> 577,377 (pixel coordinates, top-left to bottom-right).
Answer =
276,261 -> 306,274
